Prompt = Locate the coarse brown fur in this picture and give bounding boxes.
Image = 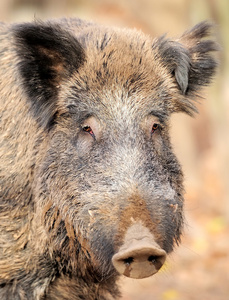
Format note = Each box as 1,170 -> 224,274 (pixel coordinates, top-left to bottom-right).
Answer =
0,18 -> 218,299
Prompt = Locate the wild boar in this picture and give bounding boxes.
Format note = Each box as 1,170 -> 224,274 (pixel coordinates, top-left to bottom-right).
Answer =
0,18 -> 218,299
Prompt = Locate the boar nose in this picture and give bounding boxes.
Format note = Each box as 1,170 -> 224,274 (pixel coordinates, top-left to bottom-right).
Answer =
112,223 -> 166,279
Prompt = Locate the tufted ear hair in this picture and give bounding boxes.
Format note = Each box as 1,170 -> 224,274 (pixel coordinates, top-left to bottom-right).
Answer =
153,35 -> 191,94
153,21 -> 219,115
179,22 -> 219,93
14,21 -> 85,128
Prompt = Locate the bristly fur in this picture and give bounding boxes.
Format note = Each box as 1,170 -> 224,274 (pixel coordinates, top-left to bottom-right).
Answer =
0,18 -> 218,299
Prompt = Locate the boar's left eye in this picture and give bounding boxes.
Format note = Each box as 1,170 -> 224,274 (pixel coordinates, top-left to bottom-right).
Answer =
152,123 -> 159,134
82,125 -> 95,139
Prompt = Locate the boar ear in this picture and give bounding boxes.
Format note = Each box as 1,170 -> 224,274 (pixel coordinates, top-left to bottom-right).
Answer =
179,22 -> 219,94
154,22 -> 219,115
14,22 -> 85,128
153,35 -> 191,95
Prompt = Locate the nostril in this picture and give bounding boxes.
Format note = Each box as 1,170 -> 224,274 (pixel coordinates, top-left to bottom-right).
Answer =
148,255 -> 164,270
148,255 -> 157,263
123,257 -> 134,265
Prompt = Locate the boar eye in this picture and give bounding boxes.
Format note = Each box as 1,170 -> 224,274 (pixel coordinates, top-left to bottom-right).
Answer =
152,123 -> 159,134
82,125 -> 95,139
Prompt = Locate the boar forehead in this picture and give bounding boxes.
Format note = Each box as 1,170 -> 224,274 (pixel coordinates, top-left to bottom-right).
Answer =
61,28 -> 175,121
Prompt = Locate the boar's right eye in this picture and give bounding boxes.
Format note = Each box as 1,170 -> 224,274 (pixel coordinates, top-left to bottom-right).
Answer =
152,123 -> 159,134
82,125 -> 95,139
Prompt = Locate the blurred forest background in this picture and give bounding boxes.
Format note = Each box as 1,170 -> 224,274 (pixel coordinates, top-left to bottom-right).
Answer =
0,0 -> 228,299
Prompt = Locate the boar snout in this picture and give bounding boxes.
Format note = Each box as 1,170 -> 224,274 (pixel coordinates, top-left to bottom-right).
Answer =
112,222 -> 166,279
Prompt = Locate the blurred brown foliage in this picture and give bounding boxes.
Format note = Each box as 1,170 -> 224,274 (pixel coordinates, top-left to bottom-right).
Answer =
0,0 -> 228,299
